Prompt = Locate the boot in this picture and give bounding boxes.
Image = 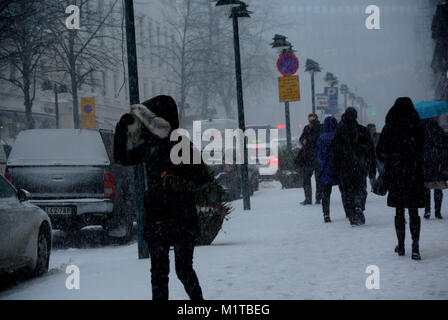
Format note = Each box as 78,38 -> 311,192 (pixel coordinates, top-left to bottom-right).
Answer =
324,215 -> 331,223
394,215 -> 405,256
357,208 -> 366,225
410,215 -> 421,260
423,210 -> 431,219
435,190 -> 443,219
300,200 -> 312,205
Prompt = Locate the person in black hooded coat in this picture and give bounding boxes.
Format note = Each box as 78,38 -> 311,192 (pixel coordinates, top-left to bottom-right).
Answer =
331,107 -> 376,226
114,95 -> 213,300
421,117 -> 448,219
298,113 -> 323,205
376,97 -> 425,260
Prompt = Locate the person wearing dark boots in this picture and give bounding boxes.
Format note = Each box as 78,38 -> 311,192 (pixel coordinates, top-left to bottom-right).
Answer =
377,97 -> 426,260
114,96 -> 213,299
316,117 -> 339,223
332,108 -> 376,226
424,189 -> 444,219
421,117 -> 448,219
299,113 -> 323,205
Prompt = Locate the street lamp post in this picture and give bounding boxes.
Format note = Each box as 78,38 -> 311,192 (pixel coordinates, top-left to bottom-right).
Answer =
124,0 -> 149,259
340,84 -> 348,111
305,59 -> 321,116
216,0 -> 251,210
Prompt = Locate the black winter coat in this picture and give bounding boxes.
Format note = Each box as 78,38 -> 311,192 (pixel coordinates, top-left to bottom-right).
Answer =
114,96 -> 213,243
299,119 -> 323,167
376,99 -> 425,209
422,119 -> 448,182
331,118 -> 376,187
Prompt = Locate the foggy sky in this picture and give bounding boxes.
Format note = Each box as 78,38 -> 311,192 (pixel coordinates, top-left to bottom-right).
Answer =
241,0 -> 435,137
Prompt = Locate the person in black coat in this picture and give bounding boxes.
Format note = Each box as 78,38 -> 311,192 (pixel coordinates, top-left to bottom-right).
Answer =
299,113 -> 323,205
114,95 -> 213,300
376,97 -> 425,260
421,117 -> 448,219
331,107 -> 376,226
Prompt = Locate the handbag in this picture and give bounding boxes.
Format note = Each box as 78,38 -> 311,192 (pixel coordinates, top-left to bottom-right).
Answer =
372,169 -> 388,196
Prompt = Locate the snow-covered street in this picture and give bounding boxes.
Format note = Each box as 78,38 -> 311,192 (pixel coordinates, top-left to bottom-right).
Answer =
1,181 -> 447,300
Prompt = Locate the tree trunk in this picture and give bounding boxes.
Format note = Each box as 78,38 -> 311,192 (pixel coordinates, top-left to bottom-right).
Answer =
22,55 -> 34,129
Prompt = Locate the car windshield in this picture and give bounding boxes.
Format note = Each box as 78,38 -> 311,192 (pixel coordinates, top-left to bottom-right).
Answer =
8,129 -> 110,166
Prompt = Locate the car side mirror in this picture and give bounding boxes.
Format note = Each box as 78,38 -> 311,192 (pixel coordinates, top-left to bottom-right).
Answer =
17,189 -> 30,202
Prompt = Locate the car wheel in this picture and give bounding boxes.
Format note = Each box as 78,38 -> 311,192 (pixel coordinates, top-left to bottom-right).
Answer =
34,231 -> 50,276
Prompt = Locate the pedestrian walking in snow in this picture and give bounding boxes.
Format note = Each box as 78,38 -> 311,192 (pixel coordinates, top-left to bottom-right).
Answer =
298,113 -> 323,205
114,95 -> 213,300
421,117 -> 448,219
376,97 -> 425,260
316,117 -> 339,223
367,123 -> 384,189
331,107 -> 376,226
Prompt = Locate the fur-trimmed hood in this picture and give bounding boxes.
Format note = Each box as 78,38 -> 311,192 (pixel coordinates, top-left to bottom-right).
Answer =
126,95 -> 180,144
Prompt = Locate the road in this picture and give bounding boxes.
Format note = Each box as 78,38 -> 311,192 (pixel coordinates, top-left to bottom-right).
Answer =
1,181 -> 447,299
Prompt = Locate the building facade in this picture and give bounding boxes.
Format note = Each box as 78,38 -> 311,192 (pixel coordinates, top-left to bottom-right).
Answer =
0,0 -> 179,144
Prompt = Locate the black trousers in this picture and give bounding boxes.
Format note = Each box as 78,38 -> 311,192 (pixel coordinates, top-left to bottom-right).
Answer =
303,165 -> 322,203
321,184 -> 333,217
339,179 -> 367,219
424,188 -> 443,214
148,241 -> 203,301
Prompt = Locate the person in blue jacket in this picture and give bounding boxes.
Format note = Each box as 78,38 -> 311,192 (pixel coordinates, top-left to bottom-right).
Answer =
316,116 -> 339,223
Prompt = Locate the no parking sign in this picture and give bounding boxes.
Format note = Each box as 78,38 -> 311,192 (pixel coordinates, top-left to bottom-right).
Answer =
277,52 -> 299,76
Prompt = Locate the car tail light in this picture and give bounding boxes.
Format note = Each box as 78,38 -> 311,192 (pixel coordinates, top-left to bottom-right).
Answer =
268,157 -> 279,164
104,171 -> 116,198
4,171 -> 12,183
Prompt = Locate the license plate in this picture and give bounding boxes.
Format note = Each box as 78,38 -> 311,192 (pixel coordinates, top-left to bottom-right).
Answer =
45,206 -> 73,215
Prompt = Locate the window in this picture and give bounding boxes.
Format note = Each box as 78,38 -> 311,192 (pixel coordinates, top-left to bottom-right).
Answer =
148,20 -> 154,65
113,72 -> 119,95
102,71 -> 107,96
0,176 -> 16,199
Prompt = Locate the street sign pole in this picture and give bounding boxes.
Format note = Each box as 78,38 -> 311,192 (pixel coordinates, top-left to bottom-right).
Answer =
124,0 -> 149,259
285,101 -> 292,150
231,7 -> 250,211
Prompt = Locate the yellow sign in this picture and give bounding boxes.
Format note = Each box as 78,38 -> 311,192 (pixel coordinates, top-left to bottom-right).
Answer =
278,75 -> 300,102
81,97 -> 96,129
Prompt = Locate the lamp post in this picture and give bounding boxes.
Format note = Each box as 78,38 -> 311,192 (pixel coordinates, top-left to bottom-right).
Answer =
124,0 -> 149,259
271,34 -> 294,150
216,0 -> 251,210
305,59 -> 321,115
42,80 -> 68,128
348,92 -> 356,108
340,84 -> 348,111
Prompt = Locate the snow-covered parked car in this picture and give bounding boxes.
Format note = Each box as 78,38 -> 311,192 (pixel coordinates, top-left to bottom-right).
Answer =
5,129 -> 135,240
0,174 -> 52,276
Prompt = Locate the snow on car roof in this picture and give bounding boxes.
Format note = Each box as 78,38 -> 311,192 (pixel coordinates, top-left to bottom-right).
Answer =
8,129 -> 110,166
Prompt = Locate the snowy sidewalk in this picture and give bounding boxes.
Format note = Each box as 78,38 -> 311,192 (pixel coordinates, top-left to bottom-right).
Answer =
1,181 -> 447,300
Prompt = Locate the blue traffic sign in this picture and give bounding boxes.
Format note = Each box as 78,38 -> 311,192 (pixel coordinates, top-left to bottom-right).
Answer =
324,87 -> 339,114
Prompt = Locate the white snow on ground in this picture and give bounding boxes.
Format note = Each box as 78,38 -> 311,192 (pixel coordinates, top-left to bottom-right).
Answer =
1,181 -> 447,300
